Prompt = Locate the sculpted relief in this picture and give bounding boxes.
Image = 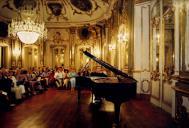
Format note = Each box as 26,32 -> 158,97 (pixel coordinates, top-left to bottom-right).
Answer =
47,29 -> 69,45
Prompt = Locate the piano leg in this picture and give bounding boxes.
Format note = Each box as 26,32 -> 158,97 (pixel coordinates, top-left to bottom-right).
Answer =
91,92 -> 94,103
114,102 -> 121,126
77,88 -> 81,103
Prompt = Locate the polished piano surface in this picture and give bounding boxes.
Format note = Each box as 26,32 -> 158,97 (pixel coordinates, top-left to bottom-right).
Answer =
90,77 -> 136,101
76,50 -> 137,126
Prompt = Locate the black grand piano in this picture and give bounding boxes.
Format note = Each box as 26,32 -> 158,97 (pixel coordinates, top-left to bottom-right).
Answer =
76,50 -> 137,125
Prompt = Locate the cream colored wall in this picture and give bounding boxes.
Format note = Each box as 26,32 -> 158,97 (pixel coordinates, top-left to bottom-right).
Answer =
150,0 -> 173,114
134,1 -> 175,114
134,1 -> 151,94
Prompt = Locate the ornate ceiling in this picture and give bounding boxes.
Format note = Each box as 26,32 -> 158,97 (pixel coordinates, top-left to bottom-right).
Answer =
0,0 -> 117,28
135,0 -> 150,4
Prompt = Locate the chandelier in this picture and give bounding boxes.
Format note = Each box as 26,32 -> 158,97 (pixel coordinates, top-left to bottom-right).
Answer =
8,3 -> 47,44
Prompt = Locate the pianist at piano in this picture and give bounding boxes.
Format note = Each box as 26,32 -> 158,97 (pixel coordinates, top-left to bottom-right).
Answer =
0,0 -> 189,128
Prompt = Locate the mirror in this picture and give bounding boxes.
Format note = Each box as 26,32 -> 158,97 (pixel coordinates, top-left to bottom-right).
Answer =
151,1 -> 160,73
175,0 -> 189,76
163,1 -> 175,77
118,24 -> 129,71
179,3 -> 188,73
52,47 -> 65,67
151,0 -> 175,80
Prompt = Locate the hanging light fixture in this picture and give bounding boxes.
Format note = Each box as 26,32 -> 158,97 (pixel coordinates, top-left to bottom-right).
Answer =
8,0 -> 47,44
118,24 -> 128,43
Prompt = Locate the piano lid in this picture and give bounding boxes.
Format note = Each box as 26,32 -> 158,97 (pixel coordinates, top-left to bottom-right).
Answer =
82,50 -> 137,82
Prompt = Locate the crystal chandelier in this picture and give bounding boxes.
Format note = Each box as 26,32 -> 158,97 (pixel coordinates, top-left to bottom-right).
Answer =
8,2 -> 47,44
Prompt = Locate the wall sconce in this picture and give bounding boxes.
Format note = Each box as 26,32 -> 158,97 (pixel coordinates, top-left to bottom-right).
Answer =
94,48 -> 100,57
156,57 -> 159,62
86,58 -> 89,63
118,24 -> 128,43
108,44 -> 116,50
13,48 -> 21,58
118,32 -> 128,43
34,55 -> 37,59
34,49 -> 38,60
55,55 -> 58,62
156,33 -> 160,43
60,54 -> 64,64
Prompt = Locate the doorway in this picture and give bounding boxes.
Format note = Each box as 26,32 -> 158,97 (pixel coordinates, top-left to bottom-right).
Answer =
0,46 -> 7,68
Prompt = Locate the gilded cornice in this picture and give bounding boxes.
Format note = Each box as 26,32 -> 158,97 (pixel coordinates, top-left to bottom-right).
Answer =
135,0 -> 150,4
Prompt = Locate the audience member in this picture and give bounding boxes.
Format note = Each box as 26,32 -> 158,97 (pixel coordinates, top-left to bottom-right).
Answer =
54,67 -> 64,88
68,68 -> 78,91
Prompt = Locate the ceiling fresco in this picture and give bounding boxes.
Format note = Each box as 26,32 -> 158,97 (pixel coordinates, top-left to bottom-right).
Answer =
47,3 -> 63,16
13,0 -> 37,9
70,0 -> 92,12
0,0 -> 117,27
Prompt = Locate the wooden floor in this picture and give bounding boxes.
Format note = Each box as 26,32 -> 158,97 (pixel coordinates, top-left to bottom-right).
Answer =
0,89 -> 176,128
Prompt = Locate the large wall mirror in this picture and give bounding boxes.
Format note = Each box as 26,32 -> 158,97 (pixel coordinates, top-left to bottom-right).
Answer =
178,1 -> 189,76
52,47 -> 65,68
118,24 -> 129,71
151,0 -> 175,80
163,1 -> 175,78
151,1 -> 160,74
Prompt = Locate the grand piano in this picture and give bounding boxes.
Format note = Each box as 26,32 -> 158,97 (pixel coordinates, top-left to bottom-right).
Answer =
76,50 -> 137,125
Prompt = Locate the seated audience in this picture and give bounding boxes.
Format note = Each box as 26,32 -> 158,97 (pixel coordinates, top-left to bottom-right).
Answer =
0,66 -> 54,110
17,70 -> 34,96
0,68 -> 14,107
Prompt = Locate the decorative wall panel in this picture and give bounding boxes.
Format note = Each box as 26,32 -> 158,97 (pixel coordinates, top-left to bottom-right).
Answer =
134,2 -> 151,94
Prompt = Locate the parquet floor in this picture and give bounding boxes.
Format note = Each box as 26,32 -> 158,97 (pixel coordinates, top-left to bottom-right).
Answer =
0,89 -> 176,128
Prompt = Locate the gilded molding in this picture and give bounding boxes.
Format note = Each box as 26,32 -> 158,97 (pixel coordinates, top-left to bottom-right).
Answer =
141,79 -> 151,93
162,72 -> 173,84
0,38 -> 9,46
151,70 -> 160,81
135,0 -> 150,4
151,17 -> 160,28
132,69 -> 150,73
